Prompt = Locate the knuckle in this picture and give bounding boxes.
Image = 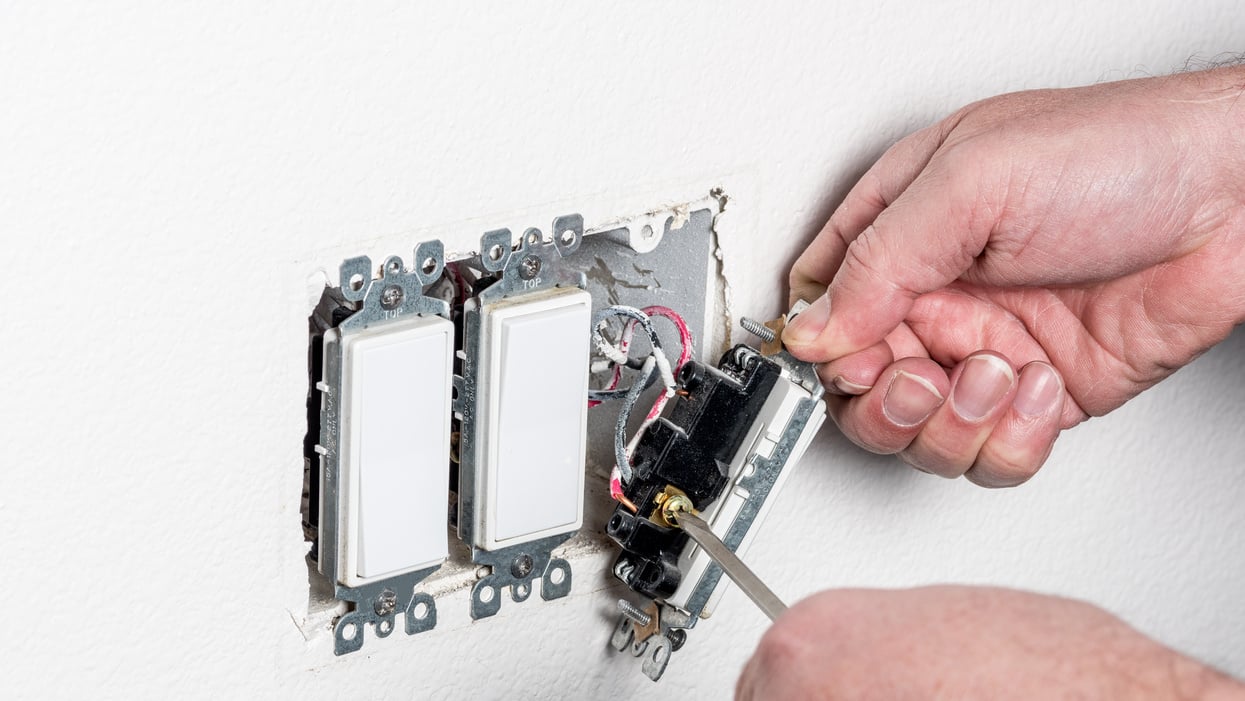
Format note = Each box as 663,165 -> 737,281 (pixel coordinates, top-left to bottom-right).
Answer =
967,450 -> 1044,488
898,448 -> 960,478
751,619 -> 814,679
841,229 -> 901,293
904,430 -> 976,478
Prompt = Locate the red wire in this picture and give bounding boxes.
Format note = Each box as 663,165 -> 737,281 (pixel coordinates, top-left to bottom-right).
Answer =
604,306 -> 695,508
640,305 -> 693,372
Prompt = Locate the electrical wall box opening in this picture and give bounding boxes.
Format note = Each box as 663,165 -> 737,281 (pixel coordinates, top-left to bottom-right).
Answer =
301,191 -> 824,671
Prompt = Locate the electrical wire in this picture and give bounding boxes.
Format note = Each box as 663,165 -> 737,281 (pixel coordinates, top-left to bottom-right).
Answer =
592,305 -> 694,510
612,355 -> 655,485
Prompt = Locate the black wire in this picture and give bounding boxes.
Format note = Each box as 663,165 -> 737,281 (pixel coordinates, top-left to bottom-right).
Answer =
587,371 -> 658,402
591,305 -> 664,357
614,357 -> 655,485
590,305 -> 666,404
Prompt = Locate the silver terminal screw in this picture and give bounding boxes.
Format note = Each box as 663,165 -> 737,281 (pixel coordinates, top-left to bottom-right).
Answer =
740,317 -> 776,343
374,589 -> 398,617
617,599 -> 653,627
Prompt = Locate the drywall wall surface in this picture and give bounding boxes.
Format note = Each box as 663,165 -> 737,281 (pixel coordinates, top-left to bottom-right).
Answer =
3,2 -> 1244,699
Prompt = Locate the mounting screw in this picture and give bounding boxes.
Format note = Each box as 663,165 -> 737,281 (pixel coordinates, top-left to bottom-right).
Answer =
374,589 -> 398,617
380,284 -> 405,309
518,255 -> 542,280
740,317 -> 776,343
668,629 -> 687,651
617,599 -> 652,627
510,553 -> 534,578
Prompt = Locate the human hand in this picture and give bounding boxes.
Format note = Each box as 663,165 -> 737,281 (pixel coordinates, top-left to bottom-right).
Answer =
782,66 -> 1245,486
736,586 -> 1245,700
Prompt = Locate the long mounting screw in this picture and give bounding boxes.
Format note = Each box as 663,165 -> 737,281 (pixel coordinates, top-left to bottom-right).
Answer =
617,599 -> 653,627
740,317 -> 776,343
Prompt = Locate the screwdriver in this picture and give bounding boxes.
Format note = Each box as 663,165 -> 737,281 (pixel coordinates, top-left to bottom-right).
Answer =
671,510 -> 788,621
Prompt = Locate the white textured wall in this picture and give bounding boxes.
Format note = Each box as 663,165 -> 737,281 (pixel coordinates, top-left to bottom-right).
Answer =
4,2 -> 1243,699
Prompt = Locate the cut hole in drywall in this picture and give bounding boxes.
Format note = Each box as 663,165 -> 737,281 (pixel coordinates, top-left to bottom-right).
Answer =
295,189 -> 734,652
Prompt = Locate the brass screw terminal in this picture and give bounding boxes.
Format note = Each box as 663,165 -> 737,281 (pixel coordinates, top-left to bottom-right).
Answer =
651,485 -> 696,528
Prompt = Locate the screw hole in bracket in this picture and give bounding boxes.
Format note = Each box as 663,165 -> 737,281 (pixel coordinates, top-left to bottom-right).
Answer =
413,240 -> 445,284
338,256 -> 373,303
470,579 -> 503,620
541,557 -> 572,600
333,615 -> 366,656
641,635 -> 675,681
405,592 -> 438,635
551,213 -> 583,256
479,228 -> 513,273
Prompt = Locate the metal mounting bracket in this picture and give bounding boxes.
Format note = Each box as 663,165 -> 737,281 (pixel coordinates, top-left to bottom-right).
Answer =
455,214 -> 587,619
316,242 -> 451,655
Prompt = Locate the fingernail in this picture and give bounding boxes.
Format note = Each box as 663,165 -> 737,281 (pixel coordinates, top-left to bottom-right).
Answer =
1012,362 -> 1062,417
951,355 -> 1015,421
783,294 -> 830,344
831,376 -> 873,395
882,371 -> 944,427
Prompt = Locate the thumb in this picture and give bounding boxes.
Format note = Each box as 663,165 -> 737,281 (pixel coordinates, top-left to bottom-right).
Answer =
782,171 -> 990,362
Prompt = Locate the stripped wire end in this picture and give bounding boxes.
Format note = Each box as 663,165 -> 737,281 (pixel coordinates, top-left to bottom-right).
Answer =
610,467 -> 639,513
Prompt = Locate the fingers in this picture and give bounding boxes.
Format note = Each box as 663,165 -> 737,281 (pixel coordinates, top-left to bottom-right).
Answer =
904,287 -> 1086,428
830,351 -> 1066,486
965,361 -> 1065,487
814,323 -> 930,397
786,160 -> 992,362
788,123 -> 951,307
902,352 -> 1018,478
815,340 -> 895,395
828,357 -> 950,454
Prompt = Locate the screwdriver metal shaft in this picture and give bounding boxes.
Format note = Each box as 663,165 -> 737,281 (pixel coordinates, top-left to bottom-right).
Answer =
673,511 -> 788,621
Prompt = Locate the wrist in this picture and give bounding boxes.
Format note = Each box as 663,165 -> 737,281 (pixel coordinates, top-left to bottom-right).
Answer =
1172,67 -> 1245,325
1179,66 -> 1245,191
